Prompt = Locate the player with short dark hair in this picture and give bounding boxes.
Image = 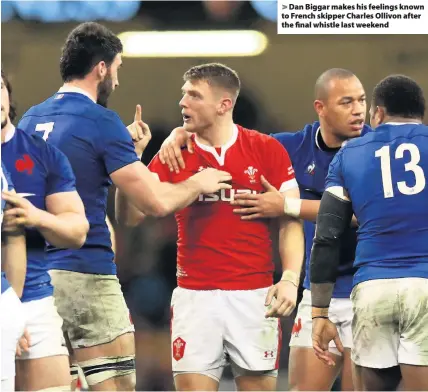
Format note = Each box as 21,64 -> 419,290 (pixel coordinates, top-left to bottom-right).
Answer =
59,22 -> 123,108
18,23 -> 232,391
118,62 -> 304,391
159,68 -> 370,391
371,74 -> 425,119
310,74 -> 428,391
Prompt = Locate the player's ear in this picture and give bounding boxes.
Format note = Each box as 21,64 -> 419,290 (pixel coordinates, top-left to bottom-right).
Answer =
376,106 -> 386,125
96,61 -> 107,80
314,99 -> 324,117
218,97 -> 233,115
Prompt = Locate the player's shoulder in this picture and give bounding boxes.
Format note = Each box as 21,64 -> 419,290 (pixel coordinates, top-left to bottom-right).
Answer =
340,124 -> 376,151
270,122 -> 317,153
94,107 -> 127,136
21,96 -> 54,119
360,124 -> 373,137
16,127 -> 68,163
237,124 -> 282,148
377,122 -> 428,137
14,126 -> 45,148
148,151 -> 169,172
97,106 -> 123,122
23,92 -> 111,124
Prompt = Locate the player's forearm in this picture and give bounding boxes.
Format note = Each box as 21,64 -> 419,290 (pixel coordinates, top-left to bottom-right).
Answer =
287,198 -> 358,226
155,179 -> 202,216
112,161 -> 203,218
115,187 -> 146,227
36,210 -> 89,249
297,199 -> 320,221
278,216 -> 305,284
310,191 -> 353,310
1,232 -> 26,297
283,198 -> 320,221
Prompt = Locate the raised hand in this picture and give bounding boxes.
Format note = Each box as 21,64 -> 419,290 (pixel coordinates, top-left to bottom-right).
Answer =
127,104 -> 152,157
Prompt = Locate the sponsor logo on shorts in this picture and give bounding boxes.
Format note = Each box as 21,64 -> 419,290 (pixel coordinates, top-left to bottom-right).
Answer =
173,337 -> 186,361
264,350 -> 274,359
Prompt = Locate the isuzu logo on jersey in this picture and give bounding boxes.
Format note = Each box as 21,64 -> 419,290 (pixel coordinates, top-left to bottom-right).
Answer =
198,188 -> 257,202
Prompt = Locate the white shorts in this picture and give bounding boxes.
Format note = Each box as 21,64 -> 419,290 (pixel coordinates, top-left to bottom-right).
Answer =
16,296 -> 69,360
170,286 -> 281,381
351,277 -> 428,368
289,289 -> 353,355
1,288 -> 26,383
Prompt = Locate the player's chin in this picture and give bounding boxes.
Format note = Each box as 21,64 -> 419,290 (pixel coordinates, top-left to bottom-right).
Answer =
346,127 -> 363,138
183,122 -> 197,134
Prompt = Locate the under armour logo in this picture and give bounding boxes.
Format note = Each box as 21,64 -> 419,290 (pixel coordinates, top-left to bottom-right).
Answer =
264,350 -> 274,358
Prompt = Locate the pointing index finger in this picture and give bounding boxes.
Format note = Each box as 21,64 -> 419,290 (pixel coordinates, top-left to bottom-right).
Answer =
134,104 -> 142,122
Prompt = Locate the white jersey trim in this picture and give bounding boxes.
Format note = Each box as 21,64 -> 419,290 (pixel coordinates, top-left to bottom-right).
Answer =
194,124 -> 239,166
3,124 -> 16,143
58,86 -> 96,103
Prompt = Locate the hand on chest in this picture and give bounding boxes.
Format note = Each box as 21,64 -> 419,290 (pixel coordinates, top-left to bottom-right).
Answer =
173,150 -> 266,192
5,152 -> 46,209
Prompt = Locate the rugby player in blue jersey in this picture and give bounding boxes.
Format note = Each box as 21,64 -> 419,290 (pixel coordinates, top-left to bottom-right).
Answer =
18,22 -> 232,391
1,161 -> 26,392
311,75 -> 428,391
2,69 -> 89,391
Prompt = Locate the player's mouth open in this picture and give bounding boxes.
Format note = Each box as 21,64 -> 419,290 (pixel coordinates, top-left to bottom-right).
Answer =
183,115 -> 191,122
350,120 -> 364,130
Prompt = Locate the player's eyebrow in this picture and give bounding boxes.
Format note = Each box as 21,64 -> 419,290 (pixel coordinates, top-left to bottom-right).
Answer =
182,88 -> 202,98
339,96 -> 353,103
339,94 -> 365,103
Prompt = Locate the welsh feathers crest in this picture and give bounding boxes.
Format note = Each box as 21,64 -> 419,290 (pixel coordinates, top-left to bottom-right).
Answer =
245,166 -> 258,183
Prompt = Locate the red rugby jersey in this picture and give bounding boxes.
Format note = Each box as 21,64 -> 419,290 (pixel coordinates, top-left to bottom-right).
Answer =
149,124 -> 297,290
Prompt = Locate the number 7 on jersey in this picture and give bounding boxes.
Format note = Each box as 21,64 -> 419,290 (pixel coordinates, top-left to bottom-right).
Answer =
35,122 -> 55,141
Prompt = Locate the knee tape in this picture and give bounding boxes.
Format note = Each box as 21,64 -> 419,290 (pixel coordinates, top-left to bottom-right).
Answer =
79,356 -> 136,386
70,364 -> 79,382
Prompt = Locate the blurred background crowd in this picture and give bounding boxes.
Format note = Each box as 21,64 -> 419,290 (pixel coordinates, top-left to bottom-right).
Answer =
2,1 -> 427,389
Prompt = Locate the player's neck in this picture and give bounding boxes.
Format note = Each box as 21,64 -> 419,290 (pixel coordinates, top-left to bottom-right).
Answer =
383,116 -> 422,125
62,81 -> 97,103
1,120 -> 14,144
195,120 -> 235,147
319,127 -> 344,149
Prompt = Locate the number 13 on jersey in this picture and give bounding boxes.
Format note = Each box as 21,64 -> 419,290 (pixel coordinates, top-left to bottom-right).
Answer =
375,143 -> 426,198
